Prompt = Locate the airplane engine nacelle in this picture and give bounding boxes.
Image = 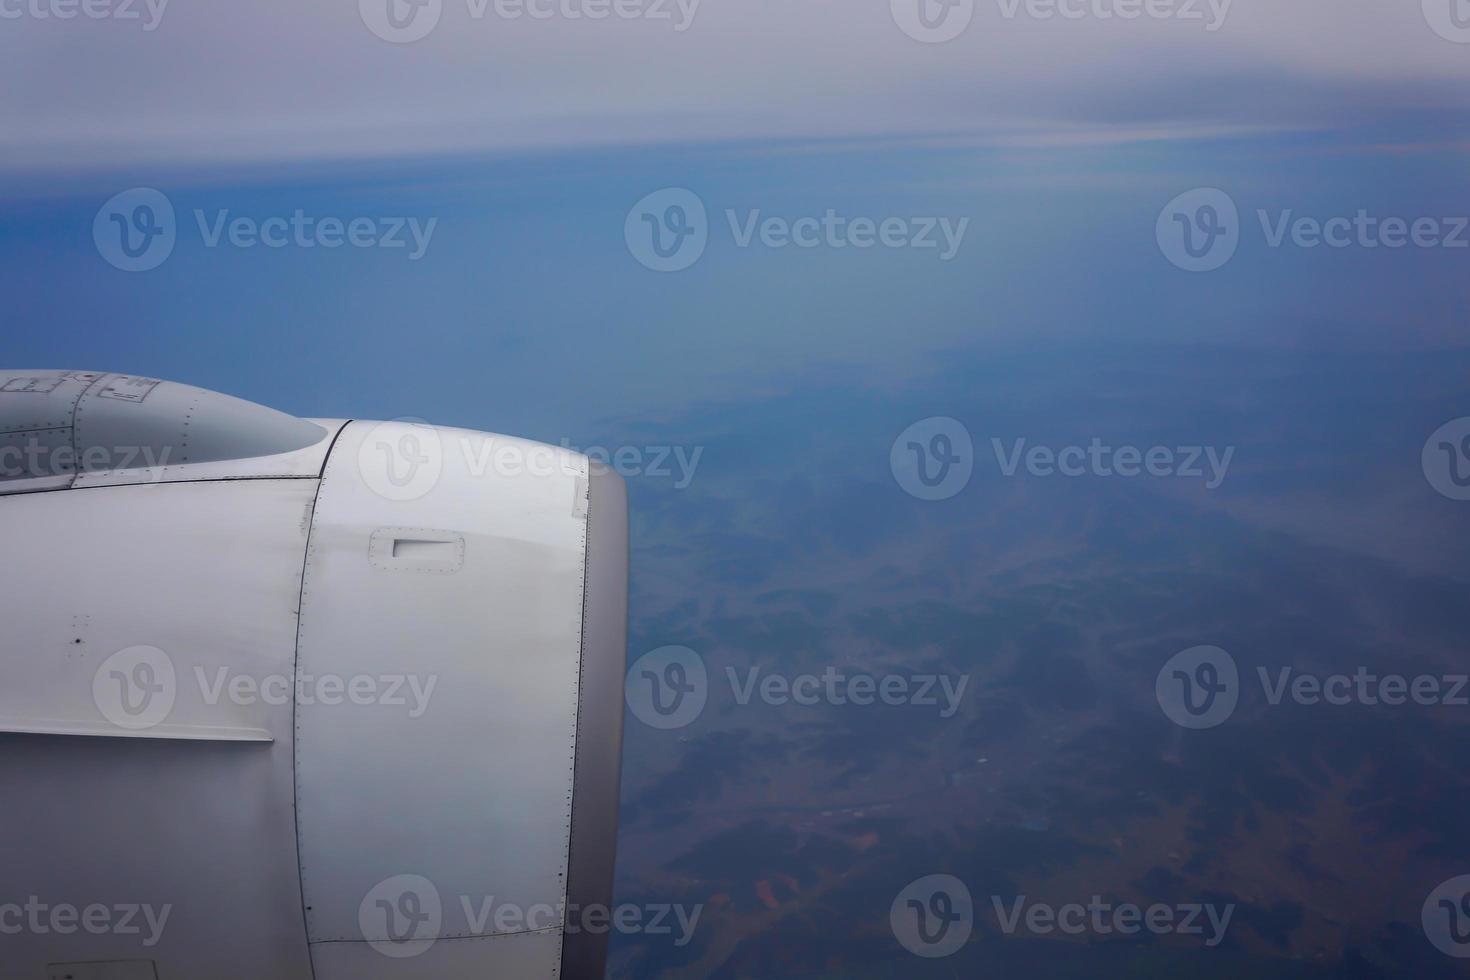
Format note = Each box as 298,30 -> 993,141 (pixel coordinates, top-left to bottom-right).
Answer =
0,371 -> 627,980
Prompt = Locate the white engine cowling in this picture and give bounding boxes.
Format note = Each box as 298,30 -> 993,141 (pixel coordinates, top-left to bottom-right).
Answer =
0,371 -> 627,980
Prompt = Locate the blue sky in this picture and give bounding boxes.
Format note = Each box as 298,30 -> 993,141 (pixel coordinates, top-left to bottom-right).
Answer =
4,124 -> 1467,423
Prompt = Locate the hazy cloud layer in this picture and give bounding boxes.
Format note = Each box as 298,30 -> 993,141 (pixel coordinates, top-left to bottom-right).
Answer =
3,0 -> 1470,173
